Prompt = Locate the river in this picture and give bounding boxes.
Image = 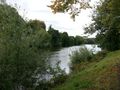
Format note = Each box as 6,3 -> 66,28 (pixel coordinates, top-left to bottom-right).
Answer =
49,44 -> 101,74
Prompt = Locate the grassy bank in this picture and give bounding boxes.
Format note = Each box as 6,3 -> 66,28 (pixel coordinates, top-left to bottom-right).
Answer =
53,50 -> 120,90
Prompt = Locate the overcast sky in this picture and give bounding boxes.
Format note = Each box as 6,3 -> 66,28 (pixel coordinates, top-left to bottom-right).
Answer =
6,0 -> 97,37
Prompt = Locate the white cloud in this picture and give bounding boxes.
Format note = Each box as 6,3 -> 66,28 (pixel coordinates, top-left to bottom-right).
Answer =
6,0 -> 96,37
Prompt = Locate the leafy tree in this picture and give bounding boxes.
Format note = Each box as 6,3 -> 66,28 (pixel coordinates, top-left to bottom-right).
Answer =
75,36 -> 84,45
0,4 -> 50,90
27,19 -> 46,31
28,29 -> 51,49
84,38 -> 95,44
69,36 -> 75,46
49,0 -> 91,20
60,32 -> 70,47
85,0 -> 120,51
48,26 -> 61,48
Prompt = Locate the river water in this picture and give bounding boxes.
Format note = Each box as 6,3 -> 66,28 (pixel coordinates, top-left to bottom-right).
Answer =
49,44 -> 101,74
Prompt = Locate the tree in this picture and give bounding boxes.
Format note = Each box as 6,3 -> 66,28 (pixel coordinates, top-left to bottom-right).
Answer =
85,0 -> 120,51
0,4 -> 50,90
84,38 -> 95,44
75,36 -> 84,45
27,19 -> 46,31
48,26 -> 61,48
29,29 -> 51,49
69,36 -> 75,46
60,32 -> 70,47
49,0 -> 91,20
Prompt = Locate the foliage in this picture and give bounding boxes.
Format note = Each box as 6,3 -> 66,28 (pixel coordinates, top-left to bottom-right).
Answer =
0,4 -> 51,90
48,26 -> 61,48
49,0 -> 91,20
35,62 -> 67,90
85,0 -> 120,51
70,47 -> 94,67
0,4 -> 33,89
74,36 -> 84,45
60,32 -> 70,47
28,29 -> 51,49
27,19 -> 46,31
84,38 -> 95,44
48,26 -> 88,48
69,36 -> 75,46
49,62 -> 67,87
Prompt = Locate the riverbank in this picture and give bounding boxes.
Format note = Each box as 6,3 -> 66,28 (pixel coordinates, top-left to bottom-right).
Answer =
52,50 -> 120,90
49,45 -> 101,74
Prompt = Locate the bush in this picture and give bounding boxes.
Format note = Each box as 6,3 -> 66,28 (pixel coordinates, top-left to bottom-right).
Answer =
70,47 -> 94,67
35,62 -> 67,90
70,47 -> 94,64
0,4 -> 51,90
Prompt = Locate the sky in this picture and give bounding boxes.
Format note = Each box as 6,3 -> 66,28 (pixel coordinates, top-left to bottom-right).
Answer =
6,0 -> 97,37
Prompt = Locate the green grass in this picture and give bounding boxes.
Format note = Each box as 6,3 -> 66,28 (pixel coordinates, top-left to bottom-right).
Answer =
52,50 -> 120,90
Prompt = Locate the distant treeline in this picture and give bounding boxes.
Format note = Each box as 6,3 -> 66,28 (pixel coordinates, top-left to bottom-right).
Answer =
28,20 -> 96,49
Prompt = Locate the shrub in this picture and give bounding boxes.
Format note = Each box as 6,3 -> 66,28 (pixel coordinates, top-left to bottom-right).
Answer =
70,47 -> 94,64
0,4 -> 50,90
70,47 -> 94,70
